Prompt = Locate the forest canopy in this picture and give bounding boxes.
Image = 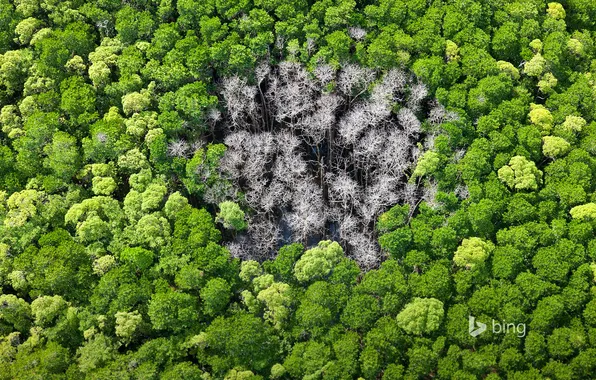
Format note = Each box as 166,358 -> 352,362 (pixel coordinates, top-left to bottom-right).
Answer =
2,0 -> 596,379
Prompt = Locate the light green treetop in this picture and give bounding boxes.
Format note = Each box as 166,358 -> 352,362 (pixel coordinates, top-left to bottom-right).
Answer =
562,115 -> 586,132
529,39 -> 543,53
92,255 -> 116,276
239,260 -> 262,282
498,155 -> 543,191
163,191 -> 190,220
570,203 -> 596,221
529,104 -> 553,134
65,196 -> 124,243
524,53 -> 546,77
497,61 -> 520,80
14,17 -> 43,45
117,148 -> 150,172
92,177 -> 117,195
411,150 -> 440,181
115,310 -> 143,344
445,40 -> 459,62
0,105 -> 23,138
294,240 -> 344,283
542,136 -> 570,158
0,294 -> 31,334
257,282 -> 292,329
89,61 -> 111,88
538,72 -> 557,93
30,295 -> 67,327
567,38 -> 584,55
453,237 -> 495,270
547,2 -> 566,20
396,297 -> 444,335
216,201 -> 247,231
122,90 -> 151,116
4,189 -> 45,228
65,55 -> 86,74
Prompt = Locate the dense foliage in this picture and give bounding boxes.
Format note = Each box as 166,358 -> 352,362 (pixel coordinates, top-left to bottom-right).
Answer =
2,0 -> 596,378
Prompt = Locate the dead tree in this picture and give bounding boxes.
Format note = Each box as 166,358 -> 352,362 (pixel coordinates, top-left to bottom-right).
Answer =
213,61 -> 451,267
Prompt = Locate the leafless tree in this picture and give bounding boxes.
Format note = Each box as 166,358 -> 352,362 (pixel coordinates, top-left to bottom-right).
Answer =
286,180 -> 326,241
190,139 -> 206,153
213,61 -> 451,267
96,132 -> 108,144
422,180 -> 440,209
275,131 -> 302,153
337,213 -> 360,240
221,76 -> 260,130
275,35 -> 285,51
354,128 -> 385,174
326,172 -> 360,210
255,61 -> 271,85
347,26 -> 367,41
306,38 -> 317,56
203,179 -> 237,205
314,64 -> 336,87
272,151 -> 307,186
246,216 -> 281,259
428,100 -> 446,126
347,232 -> 380,270
455,184 -> 470,200
299,94 -> 340,144
167,139 -> 190,158
402,183 -> 420,210
338,104 -> 370,144
407,82 -> 428,111
397,107 -> 421,136
226,235 -> 253,260
268,61 -> 317,122
207,107 -> 222,124
337,64 -> 376,98
423,133 -> 437,150
445,110 -> 460,122
370,68 -> 407,104
454,148 -> 467,162
259,179 -> 291,213
379,131 -> 411,173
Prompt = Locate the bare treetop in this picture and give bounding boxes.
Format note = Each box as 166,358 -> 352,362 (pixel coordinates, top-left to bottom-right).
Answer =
213,61 -> 448,268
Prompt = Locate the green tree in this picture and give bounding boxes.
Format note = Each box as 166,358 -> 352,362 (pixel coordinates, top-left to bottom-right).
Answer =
498,156 -> 543,191
201,277 -> 232,317
216,201 -> 247,231
282,340 -> 331,379
570,203 -> 596,220
396,297 -> 444,335
543,135 -> 570,158
43,131 -> 81,180
294,240 -> 344,283
256,282 -> 291,329
148,290 -> 199,333
161,362 -> 204,380
453,237 -> 494,270
411,151 -> 440,180
115,6 -> 155,44
367,25 -> 413,68
341,292 -> 382,331
114,310 -> 143,344
12,229 -> 95,302
0,294 -> 31,335
120,246 -> 154,271
60,76 -> 98,128
200,312 -> 281,375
